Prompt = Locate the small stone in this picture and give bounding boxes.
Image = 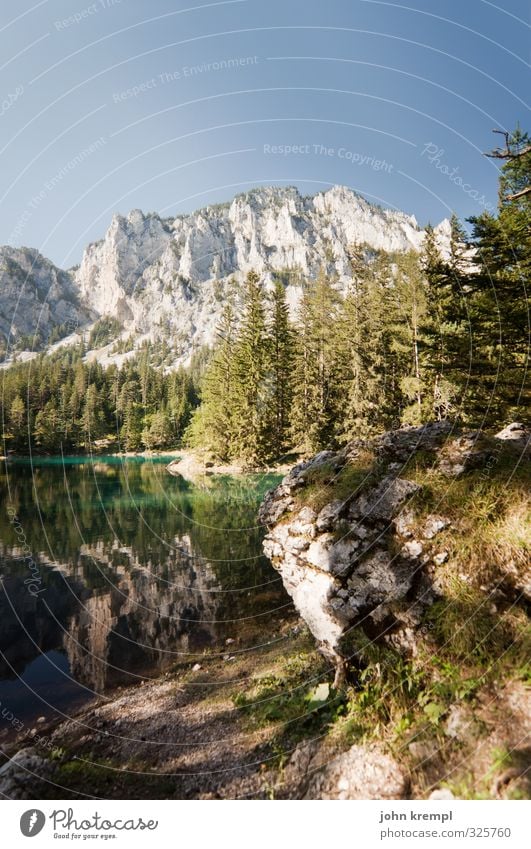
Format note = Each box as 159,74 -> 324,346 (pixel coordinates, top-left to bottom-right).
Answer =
402,539 -> 423,558
423,515 -> 449,539
192,663 -> 202,671
225,638 -> 235,645
395,509 -> 415,538
494,422 -> 529,443
286,535 -> 311,553
298,506 -> 317,523
303,743 -> 408,800
408,740 -> 439,762
433,551 -> 449,565
352,523 -> 368,539
444,704 -> 473,741
306,535 -> 335,571
316,500 -> 344,532
429,788 -> 455,800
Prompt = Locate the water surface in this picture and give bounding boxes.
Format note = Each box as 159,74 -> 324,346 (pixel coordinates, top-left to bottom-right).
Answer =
0,456 -> 287,737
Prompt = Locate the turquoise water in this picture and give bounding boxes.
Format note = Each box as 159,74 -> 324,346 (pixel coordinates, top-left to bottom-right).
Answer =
0,457 -> 287,735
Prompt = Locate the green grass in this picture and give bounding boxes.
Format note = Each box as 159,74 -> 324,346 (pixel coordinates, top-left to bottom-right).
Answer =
294,451 -> 376,513
232,650 -> 346,743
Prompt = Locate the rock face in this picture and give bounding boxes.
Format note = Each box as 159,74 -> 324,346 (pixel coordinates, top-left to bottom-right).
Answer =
282,739 -> 408,800
259,421 -> 525,683
74,187 -> 450,361
0,246 -> 93,351
2,186 -> 452,365
0,748 -> 54,799
305,744 -> 407,800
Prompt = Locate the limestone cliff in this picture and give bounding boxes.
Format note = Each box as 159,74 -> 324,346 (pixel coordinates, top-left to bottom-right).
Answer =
258,422 -> 530,686
2,186 -> 452,365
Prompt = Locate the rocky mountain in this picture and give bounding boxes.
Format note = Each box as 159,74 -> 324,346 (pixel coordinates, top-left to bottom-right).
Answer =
0,246 -> 94,357
1,185 -> 451,366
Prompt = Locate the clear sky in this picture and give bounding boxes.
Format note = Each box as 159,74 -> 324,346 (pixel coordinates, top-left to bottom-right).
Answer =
0,0 -> 529,267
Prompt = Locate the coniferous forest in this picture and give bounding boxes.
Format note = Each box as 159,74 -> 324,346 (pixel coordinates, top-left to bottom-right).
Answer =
1,129 -> 529,462
186,129 -> 530,465
0,0 -> 530,810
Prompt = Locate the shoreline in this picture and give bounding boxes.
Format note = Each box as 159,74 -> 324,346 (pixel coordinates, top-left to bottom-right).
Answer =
165,449 -> 298,483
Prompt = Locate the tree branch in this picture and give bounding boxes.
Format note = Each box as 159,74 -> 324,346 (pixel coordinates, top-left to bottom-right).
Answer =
506,185 -> 531,200
484,129 -> 531,160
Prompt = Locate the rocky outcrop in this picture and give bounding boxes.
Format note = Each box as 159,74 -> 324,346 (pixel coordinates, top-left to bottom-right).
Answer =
281,739 -> 409,800
259,422 -> 527,685
0,747 -> 54,799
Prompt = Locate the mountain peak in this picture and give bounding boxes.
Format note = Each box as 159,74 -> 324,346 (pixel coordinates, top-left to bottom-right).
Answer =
2,185 -> 451,367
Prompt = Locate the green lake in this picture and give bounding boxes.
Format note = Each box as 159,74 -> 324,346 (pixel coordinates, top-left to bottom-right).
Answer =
0,456 -> 288,736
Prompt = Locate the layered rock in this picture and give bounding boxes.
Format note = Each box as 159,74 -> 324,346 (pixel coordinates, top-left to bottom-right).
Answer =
74,186 -> 451,361
0,246 -> 93,351
2,186 -> 453,365
259,422 -> 529,685
281,739 -> 409,800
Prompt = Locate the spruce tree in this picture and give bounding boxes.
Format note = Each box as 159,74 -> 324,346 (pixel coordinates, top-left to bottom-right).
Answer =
452,127 -> 530,423
268,277 -> 295,456
420,223 -> 461,420
185,302 -> 238,460
336,246 -> 393,439
388,251 -> 430,425
230,271 -> 271,467
291,269 -> 342,453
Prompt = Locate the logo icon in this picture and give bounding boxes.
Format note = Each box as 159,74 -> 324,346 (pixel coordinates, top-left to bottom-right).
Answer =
20,810 -> 46,837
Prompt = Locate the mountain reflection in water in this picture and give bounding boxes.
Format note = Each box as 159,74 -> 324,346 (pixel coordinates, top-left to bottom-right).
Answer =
0,457 -> 287,732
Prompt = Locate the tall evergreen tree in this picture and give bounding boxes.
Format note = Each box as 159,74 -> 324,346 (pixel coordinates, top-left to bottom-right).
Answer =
268,277 -> 295,456
388,251 -> 430,425
230,271 -> 271,467
336,246 -> 393,439
185,302 -> 238,460
448,127 -> 530,423
291,269 -> 342,453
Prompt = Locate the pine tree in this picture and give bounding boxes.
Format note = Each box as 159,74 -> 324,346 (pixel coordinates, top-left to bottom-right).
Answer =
34,399 -> 63,452
9,394 -> 25,432
451,127 -> 530,423
142,409 -> 172,449
230,271 -> 272,467
81,383 -> 104,444
388,251 -> 431,425
420,224 -> 460,420
268,277 -> 295,456
337,247 -> 394,439
291,269 -> 342,453
185,302 -> 238,460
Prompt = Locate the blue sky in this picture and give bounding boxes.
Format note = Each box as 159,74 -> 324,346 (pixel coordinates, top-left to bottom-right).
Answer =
1,0 -> 529,267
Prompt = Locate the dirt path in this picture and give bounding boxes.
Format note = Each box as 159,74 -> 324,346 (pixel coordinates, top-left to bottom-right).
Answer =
0,617 -> 303,800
